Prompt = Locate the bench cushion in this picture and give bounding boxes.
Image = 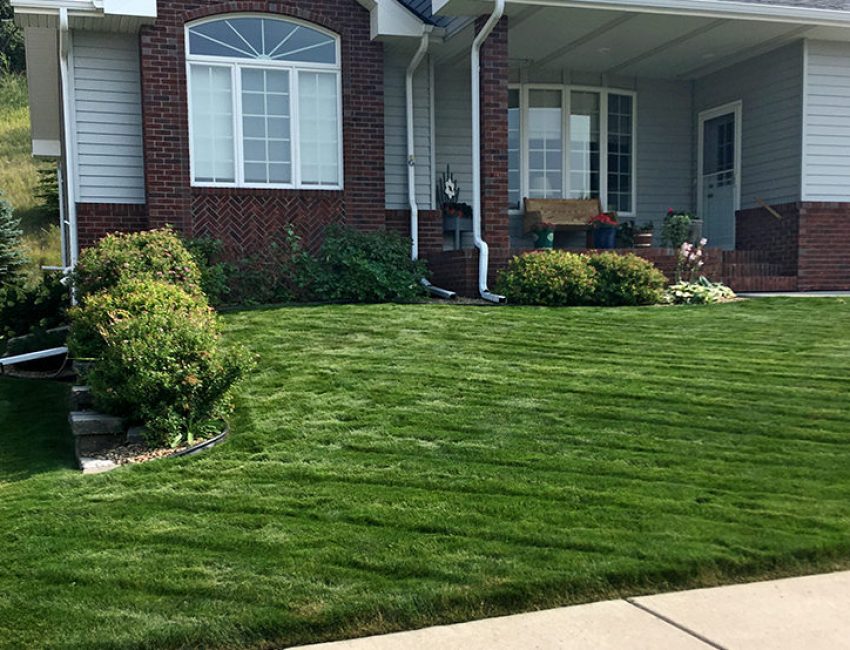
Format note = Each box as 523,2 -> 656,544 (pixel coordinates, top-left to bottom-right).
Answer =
524,198 -> 602,233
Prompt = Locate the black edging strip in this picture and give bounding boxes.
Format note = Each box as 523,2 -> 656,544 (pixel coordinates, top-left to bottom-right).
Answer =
626,599 -> 728,650
168,426 -> 230,459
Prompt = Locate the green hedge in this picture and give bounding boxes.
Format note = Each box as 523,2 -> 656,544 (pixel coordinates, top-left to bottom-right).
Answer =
73,227 -> 202,300
587,253 -> 667,306
71,279 -> 252,447
496,251 -> 597,306
497,250 -> 667,307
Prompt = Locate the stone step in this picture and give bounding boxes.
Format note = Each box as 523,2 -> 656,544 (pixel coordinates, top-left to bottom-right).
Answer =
69,411 -> 126,456
69,411 -> 123,436
69,386 -> 94,411
78,457 -> 119,475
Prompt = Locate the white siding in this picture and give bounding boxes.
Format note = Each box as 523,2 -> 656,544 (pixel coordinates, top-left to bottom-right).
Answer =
694,42 -> 804,208
636,78 -> 694,228
71,31 -> 145,204
803,39 -> 850,202
384,47 -> 433,210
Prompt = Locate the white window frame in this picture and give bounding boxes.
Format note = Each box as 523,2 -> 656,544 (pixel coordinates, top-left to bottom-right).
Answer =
509,84 -> 637,217
185,14 -> 344,191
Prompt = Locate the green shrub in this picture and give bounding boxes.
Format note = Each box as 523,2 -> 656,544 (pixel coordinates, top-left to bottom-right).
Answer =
0,271 -> 68,340
183,235 -> 234,306
661,211 -> 693,248
68,278 -> 208,360
587,253 -> 667,306
73,227 -> 202,299
229,227 -> 319,306
496,251 -> 597,306
666,278 -> 736,305
72,279 -> 252,447
314,225 -> 427,303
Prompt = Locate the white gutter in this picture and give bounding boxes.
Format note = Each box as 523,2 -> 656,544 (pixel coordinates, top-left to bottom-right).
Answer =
470,0 -> 506,304
58,8 -> 78,273
406,29 -> 456,300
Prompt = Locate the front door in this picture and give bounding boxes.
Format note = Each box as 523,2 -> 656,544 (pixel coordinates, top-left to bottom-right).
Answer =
698,102 -> 741,250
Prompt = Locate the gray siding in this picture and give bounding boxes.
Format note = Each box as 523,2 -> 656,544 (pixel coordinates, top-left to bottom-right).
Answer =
694,41 -> 804,208
635,78 -> 694,228
384,47 -> 433,210
803,39 -> 850,202
71,30 -> 145,204
434,66 -> 472,206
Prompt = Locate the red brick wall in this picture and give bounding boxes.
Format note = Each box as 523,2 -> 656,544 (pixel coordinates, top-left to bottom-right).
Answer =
476,14 -> 509,255
385,209 -> 442,256
76,204 -> 148,249
736,203 -> 799,276
139,0 -> 385,255
799,202 -> 850,290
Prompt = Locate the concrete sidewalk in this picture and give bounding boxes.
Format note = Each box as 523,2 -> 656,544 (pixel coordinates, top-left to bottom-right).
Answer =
295,571 -> 850,649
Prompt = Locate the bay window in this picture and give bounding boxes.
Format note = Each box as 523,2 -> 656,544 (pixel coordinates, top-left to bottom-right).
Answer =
186,16 -> 342,190
509,86 -> 636,215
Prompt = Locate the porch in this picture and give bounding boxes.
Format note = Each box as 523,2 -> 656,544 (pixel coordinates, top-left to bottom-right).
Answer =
415,0 -> 850,294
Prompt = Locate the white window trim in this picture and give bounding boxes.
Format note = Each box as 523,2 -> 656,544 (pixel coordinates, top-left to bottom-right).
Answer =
509,83 -> 637,218
185,14 -> 344,191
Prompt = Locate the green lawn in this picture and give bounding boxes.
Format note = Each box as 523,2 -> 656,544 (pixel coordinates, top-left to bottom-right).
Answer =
2,299 -> 850,649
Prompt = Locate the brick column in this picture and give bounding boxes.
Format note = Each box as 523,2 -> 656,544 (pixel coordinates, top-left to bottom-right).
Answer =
476,14 -> 510,256
798,202 -> 850,290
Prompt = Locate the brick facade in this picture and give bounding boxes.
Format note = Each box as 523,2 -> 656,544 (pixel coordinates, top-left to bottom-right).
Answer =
798,202 -> 850,291
133,0 -> 385,255
76,204 -> 148,249
736,203 -> 799,276
385,209 -> 443,256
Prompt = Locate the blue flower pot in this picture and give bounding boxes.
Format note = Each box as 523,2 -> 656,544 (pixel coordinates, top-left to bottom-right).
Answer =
593,226 -> 616,249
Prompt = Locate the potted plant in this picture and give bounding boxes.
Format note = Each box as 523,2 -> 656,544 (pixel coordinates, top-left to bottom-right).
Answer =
661,209 -> 693,248
634,221 -> 654,248
530,221 -> 556,249
589,211 -> 618,249
616,220 -> 636,248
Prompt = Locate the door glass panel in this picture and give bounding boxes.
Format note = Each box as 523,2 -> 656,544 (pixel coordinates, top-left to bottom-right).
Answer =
607,93 -> 633,213
528,89 -> 562,199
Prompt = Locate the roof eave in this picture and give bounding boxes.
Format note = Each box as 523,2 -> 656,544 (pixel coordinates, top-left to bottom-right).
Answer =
433,0 -> 850,28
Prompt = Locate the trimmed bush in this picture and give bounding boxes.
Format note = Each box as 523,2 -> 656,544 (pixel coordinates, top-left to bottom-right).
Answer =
588,253 -> 667,306
314,225 -> 427,303
71,278 -> 252,447
73,227 -> 202,299
183,235 -> 234,307
496,251 -> 597,306
68,278 -> 208,360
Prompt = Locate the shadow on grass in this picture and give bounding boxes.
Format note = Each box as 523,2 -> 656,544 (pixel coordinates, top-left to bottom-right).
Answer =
0,378 -> 76,482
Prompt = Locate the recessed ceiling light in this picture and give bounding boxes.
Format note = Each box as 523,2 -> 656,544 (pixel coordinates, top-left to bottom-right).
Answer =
598,47 -> 612,54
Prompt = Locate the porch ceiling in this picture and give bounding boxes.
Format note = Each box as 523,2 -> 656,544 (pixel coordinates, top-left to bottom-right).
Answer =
433,4 -> 850,79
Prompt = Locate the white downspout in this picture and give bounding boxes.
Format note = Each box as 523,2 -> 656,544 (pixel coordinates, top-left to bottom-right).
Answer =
471,0 -> 506,303
58,8 -> 78,273
406,28 -> 456,300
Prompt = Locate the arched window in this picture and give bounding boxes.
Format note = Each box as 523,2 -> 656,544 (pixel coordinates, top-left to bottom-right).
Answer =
186,15 -> 342,189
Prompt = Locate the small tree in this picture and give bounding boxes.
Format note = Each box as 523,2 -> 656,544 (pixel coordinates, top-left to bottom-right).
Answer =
0,193 -> 26,285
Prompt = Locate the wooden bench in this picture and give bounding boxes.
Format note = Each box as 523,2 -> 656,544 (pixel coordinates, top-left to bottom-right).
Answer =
523,198 -> 602,234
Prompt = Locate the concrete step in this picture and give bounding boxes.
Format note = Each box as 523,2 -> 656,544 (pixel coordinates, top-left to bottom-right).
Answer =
69,386 -> 94,411
69,411 -> 125,456
78,457 -> 119,475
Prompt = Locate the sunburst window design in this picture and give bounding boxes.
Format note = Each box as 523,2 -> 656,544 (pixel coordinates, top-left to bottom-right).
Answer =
186,16 -> 341,189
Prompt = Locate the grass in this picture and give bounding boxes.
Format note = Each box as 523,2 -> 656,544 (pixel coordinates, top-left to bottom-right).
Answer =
0,73 -> 61,274
2,298 -> 850,648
